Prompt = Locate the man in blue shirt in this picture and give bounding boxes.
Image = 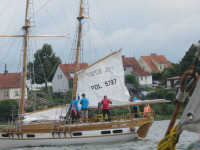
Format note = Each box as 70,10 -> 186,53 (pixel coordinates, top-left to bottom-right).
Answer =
130,94 -> 138,118
70,96 -> 80,123
80,93 -> 89,123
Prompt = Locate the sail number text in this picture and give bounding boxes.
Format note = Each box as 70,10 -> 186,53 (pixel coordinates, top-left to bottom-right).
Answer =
87,66 -> 114,77
105,79 -> 116,86
91,79 -> 117,90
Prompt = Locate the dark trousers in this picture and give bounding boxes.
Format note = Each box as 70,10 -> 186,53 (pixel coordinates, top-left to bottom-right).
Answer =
72,111 -> 79,123
103,109 -> 110,121
133,107 -> 138,118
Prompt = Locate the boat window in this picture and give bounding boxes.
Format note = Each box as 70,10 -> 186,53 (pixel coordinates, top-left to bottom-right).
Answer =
2,134 -> 9,137
27,134 -> 35,138
101,131 -> 111,134
113,129 -> 123,134
73,132 -> 82,136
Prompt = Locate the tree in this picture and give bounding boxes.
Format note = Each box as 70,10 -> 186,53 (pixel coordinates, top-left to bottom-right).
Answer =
125,74 -> 139,87
179,45 -> 198,75
0,99 -> 18,121
161,63 -> 181,80
27,44 -> 62,91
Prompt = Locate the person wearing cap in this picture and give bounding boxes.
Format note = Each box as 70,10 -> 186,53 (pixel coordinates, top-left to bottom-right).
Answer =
100,95 -> 112,121
80,93 -> 89,123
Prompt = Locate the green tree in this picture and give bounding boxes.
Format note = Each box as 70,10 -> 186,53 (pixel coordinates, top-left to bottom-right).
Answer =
0,99 -> 18,121
152,72 -> 162,80
161,63 -> 181,80
125,74 -> 139,87
180,45 -> 198,75
27,44 -> 62,91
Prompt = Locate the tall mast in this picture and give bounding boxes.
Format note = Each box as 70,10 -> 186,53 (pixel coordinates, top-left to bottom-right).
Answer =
72,0 -> 84,99
19,0 -> 30,118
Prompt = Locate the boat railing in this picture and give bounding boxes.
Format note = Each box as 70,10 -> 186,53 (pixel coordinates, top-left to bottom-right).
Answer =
67,110 -> 155,125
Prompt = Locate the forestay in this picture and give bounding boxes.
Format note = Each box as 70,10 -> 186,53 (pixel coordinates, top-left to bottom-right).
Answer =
179,79 -> 200,133
77,50 -> 130,108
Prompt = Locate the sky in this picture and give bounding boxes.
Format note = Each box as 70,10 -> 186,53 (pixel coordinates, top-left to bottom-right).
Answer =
0,0 -> 200,73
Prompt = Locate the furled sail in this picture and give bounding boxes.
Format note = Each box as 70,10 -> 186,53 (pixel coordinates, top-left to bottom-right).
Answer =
179,79 -> 200,133
23,104 -> 70,123
77,50 -> 130,108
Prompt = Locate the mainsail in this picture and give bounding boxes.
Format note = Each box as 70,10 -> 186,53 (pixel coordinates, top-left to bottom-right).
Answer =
77,50 -> 130,108
179,78 -> 200,133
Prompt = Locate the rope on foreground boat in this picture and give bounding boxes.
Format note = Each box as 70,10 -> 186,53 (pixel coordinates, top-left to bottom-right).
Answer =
157,47 -> 200,150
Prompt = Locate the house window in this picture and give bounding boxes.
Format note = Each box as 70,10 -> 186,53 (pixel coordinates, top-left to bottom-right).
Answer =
160,65 -> 162,70
142,67 -> 145,71
60,74 -> 62,79
58,75 -> 59,79
124,68 -> 126,71
164,64 -> 167,68
145,76 -> 147,81
141,77 -> 143,81
15,91 -> 19,96
3,91 -> 9,97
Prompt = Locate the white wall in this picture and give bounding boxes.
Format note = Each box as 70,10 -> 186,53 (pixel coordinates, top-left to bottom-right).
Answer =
124,67 -> 132,75
0,87 -> 27,101
138,75 -> 152,85
52,67 -> 69,93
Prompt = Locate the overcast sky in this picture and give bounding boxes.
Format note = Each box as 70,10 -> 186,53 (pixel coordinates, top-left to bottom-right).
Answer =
0,0 -> 200,73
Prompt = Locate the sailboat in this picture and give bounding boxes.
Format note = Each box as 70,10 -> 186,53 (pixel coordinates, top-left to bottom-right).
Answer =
0,0 -> 167,149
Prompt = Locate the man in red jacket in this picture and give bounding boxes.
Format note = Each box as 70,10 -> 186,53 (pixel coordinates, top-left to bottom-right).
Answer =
100,95 -> 112,121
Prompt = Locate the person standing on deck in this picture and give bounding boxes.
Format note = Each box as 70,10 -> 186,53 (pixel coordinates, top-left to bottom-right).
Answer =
80,93 -> 89,123
70,96 -> 80,123
100,95 -> 112,121
130,94 -> 139,118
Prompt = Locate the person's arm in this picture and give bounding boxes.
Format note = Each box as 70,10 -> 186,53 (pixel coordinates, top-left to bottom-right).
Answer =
109,99 -> 112,104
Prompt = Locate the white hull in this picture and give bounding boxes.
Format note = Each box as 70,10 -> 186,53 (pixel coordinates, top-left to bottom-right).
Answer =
0,128 -> 138,149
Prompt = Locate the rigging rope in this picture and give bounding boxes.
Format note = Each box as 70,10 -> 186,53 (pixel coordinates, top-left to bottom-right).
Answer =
157,124 -> 179,150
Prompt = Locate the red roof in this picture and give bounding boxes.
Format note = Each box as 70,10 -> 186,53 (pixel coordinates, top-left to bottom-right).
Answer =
59,63 -> 88,79
0,73 -> 21,88
141,55 -> 173,71
122,57 -> 151,76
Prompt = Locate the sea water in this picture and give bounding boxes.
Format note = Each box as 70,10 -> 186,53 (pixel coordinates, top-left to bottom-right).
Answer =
11,120 -> 198,150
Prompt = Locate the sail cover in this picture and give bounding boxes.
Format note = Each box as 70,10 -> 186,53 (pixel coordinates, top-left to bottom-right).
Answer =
23,104 -> 70,123
179,79 -> 200,133
77,50 -> 130,108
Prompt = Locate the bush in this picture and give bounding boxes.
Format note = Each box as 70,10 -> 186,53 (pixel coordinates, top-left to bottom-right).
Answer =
0,99 -> 18,121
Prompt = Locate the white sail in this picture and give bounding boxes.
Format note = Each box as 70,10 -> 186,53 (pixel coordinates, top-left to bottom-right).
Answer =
77,50 -> 130,108
23,104 -> 70,123
179,79 -> 200,133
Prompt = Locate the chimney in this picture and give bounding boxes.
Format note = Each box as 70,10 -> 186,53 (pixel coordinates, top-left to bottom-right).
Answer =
151,53 -> 156,56
4,64 -> 8,74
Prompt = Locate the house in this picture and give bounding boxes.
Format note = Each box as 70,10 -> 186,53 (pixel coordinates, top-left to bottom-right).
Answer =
138,53 -> 173,73
52,63 -> 88,93
166,76 -> 181,88
122,56 -> 152,86
0,70 -> 27,101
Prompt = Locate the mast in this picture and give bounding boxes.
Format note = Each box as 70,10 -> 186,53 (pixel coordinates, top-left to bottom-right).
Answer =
72,0 -> 84,99
19,0 -> 30,119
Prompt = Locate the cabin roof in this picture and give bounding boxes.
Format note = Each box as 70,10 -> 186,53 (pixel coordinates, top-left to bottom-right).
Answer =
0,73 -> 21,88
141,55 -> 173,71
59,63 -> 88,79
122,57 -> 151,76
